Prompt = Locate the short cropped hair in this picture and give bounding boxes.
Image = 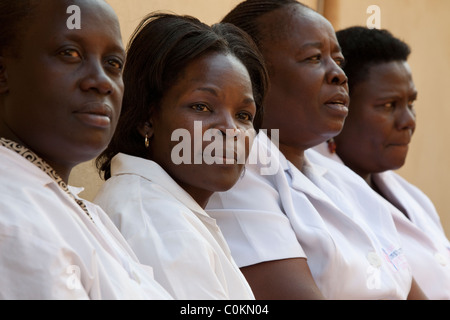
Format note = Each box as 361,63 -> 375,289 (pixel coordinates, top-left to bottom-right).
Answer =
336,26 -> 411,93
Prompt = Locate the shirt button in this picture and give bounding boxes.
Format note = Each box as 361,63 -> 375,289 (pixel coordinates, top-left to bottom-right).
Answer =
435,252 -> 448,266
367,252 -> 382,268
132,270 -> 141,284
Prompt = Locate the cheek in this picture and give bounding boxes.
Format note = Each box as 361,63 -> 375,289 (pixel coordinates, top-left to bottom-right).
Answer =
112,81 -> 124,112
151,124 -> 178,156
282,70 -> 317,99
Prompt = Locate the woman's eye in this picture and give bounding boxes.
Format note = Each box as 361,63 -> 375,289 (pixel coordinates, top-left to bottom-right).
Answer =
191,104 -> 210,112
236,112 -> 253,122
335,57 -> 346,68
308,54 -> 321,63
107,58 -> 123,71
59,49 -> 80,58
382,102 -> 395,110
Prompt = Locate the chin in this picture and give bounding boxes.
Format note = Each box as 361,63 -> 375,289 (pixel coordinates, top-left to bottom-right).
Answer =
384,160 -> 407,172
213,180 -> 240,192
212,174 -> 243,193
74,140 -> 109,163
329,122 -> 345,137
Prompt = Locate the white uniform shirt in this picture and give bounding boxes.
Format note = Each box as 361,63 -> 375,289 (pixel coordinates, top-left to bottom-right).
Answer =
206,132 -> 412,299
0,145 -> 172,300
314,142 -> 450,299
93,153 -> 254,300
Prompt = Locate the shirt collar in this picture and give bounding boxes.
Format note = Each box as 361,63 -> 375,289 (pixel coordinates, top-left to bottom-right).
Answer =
111,153 -> 207,216
0,137 -> 93,222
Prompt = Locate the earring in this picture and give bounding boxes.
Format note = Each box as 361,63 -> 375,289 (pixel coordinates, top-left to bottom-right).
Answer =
327,138 -> 336,154
145,134 -> 150,148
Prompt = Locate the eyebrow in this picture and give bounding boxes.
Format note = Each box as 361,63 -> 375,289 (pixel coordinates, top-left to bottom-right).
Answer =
299,41 -> 343,53
63,32 -> 126,56
196,87 -> 218,96
195,87 -> 256,104
300,41 -> 322,50
375,91 -> 418,101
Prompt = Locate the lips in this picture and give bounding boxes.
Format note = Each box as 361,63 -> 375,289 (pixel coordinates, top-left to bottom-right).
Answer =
389,141 -> 411,147
209,148 -> 238,164
73,102 -> 113,128
324,92 -> 350,114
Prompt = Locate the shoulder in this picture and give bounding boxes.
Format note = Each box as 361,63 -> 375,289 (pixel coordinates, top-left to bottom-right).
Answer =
95,173 -> 203,235
0,146 -> 51,187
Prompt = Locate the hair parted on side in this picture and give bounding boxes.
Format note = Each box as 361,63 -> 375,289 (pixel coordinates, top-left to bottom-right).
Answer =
336,26 -> 411,93
96,12 -> 268,180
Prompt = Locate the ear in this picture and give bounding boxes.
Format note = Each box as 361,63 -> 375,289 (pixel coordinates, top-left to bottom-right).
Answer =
137,119 -> 154,140
0,57 -> 9,94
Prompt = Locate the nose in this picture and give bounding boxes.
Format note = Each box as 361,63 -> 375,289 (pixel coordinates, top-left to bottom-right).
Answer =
79,59 -> 114,95
326,61 -> 348,86
396,105 -> 416,133
215,110 -> 240,138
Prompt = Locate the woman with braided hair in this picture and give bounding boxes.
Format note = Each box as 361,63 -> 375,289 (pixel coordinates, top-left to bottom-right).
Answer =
206,0 -> 427,299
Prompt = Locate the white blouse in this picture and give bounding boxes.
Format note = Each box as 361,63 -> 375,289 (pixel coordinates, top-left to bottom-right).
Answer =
206,132 -> 413,299
0,144 -> 172,299
94,153 -> 254,300
314,142 -> 450,299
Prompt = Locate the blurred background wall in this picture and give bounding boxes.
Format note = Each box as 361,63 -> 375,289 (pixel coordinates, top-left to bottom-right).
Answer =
70,0 -> 450,237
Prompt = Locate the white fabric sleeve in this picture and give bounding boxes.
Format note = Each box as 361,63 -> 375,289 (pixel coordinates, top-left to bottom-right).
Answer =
206,164 -> 306,268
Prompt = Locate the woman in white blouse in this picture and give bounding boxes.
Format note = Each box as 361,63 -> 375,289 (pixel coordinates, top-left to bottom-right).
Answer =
316,26 -> 450,299
205,0 -> 426,299
0,0 -> 171,299
94,13 -> 268,299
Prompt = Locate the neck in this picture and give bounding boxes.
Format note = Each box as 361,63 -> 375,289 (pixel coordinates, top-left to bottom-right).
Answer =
278,142 -> 306,172
46,161 -> 72,184
0,134 -> 72,183
176,181 -> 213,210
363,173 -> 373,188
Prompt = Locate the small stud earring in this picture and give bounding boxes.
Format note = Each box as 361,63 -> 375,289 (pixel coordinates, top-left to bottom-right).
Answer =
145,134 -> 150,148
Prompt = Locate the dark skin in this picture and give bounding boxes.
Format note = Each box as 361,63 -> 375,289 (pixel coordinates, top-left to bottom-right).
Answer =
241,258 -> 325,300
139,52 -> 257,209
0,0 -> 125,183
241,5 -> 427,300
260,7 -> 349,171
334,61 -> 417,188
333,61 -> 427,299
240,4 -> 349,300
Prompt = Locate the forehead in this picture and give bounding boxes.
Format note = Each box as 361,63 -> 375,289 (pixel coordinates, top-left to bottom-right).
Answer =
23,0 -> 121,42
174,52 -> 250,86
165,52 -> 253,100
360,61 -> 416,95
258,5 -> 337,50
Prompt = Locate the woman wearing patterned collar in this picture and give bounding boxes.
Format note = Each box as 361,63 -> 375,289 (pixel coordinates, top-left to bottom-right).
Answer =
0,0 -> 171,299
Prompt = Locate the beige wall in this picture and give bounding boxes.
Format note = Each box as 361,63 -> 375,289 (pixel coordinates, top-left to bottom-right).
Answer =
69,0 -> 450,237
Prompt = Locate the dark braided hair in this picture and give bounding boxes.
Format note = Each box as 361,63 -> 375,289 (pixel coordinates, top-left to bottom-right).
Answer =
221,0 -> 311,49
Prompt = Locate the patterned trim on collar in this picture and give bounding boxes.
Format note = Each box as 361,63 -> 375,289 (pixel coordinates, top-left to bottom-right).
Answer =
0,138 -> 94,222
